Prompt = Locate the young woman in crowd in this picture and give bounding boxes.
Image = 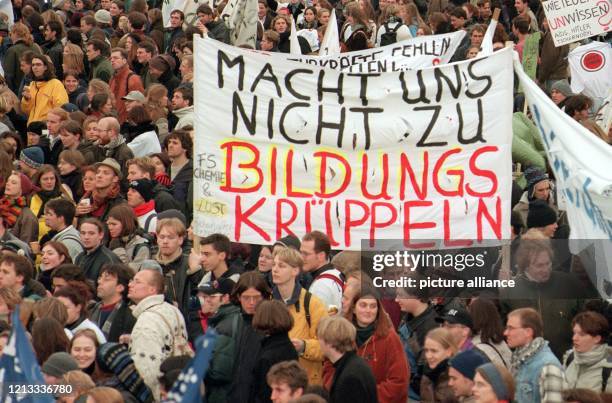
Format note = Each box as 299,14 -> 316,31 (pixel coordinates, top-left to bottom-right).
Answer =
69,328 -> 99,376
472,363 -> 515,403
150,152 -> 172,186
21,54 -> 68,124
1,171 -> 38,243
31,165 -> 71,239
468,298 -> 512,368
341,3 -> 372,51
256,245 -> 274,287
106,204 -> 151,272
32,317 -> 70,365
55,283 -> 106,343
145,84 -> 170,143
420,327 -> 458,402
38,241 -> 73,292
58,150 -> 86,200
563,311 -> 612,393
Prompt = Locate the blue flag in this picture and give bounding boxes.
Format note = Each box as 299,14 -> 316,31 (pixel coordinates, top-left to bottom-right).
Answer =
0,306 -> 54,403
162,328 -> 218,403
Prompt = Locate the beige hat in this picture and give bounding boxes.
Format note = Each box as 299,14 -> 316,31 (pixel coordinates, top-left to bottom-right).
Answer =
122,91 -> 145,102
95,158 -> 122,179
95,9 -> 112,25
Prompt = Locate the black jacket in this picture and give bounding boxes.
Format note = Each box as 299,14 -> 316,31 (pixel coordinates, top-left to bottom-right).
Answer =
43,136 -> 63,166
330,351 -> 378,403
158,252 -> 204,320
75,245 -> 122,282
157,68 -> 181,98
43,39 -> 63,79
152,183 -> 182,213
229,313 -> 264,403
250,333 -> 299,403
168,159 -> 193,217
89,299 -> 136,343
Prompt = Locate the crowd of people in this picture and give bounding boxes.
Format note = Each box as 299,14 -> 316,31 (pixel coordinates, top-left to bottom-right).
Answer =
0,0 -> 610,402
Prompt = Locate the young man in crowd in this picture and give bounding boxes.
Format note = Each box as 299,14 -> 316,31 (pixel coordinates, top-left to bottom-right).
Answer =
44,108 -> 69,166
448,349 -> 490,402
109,48 -> 145,123
267,360 -> 309,403
128,268 -> 190,400
89,263 -> 136,343
300,231 -> 343,310
75,218 -> 121,282
18,146 -> 45,178
43,20 -> 63,79
437,307 -> 475,352
514,0 -> 539,32
135,40 -> 157,88
317,316 -> 377,403
86,39 -> 113,82
504,308 -> 564,403
190,277 -> 237,341
126,157 -> 182,213
170,87 -> 194,130
166,130 -> 193,210
195,5 -> 230,44
165,10 -> 186,53
0,254 -> 46,300
50,264 -> 90,291
154,217 -> 203,319
272,247 -> 327,385
127,178 -> 158,234
44,198 -> 84,261
195,233 -> 241,286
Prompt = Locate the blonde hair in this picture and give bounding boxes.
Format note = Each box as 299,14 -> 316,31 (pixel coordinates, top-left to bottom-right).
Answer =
317,316 -> 356,353
156,218 -> 186,237
273,247 -> 303,270
61,370 -> 95,397
425,327 -> 458,355
63,43 -> 85,75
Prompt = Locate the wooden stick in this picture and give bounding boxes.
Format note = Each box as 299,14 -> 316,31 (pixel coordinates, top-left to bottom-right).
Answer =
492,8 -> 501,22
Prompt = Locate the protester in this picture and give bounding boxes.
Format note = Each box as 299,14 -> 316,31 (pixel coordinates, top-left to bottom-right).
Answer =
69,328 -> 99,376
75,218 -> 121,282
38,241 -> 72,291
420,327 -> 458,402
317,315 -> 378,403
55,283 -> 106,343
468,298 -> 512,368
106,204 -> 151,270
472,363 -> 515,403
267,360 -> 309,403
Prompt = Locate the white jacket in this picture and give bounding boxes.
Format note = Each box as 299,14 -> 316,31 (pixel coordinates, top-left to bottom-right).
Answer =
309,267 -> 343,310
127,129 -> 161,157
130,294 -> 189,400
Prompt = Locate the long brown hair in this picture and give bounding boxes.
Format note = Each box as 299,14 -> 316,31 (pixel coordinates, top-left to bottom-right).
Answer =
32,317 -> 70,365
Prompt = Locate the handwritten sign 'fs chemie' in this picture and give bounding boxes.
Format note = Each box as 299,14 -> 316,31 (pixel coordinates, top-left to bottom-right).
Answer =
542,0 -> 612,47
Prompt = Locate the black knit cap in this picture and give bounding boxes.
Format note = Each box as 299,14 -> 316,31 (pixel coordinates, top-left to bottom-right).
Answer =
128,179 -> 156,202
27,121 -> 47,136
527,200 -> 557,228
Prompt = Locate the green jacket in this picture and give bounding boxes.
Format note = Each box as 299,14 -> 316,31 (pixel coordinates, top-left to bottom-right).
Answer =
205,304 -> 242,403
90,55 -> 113,83
2,41 -> 40,91
512,112 -> 547,188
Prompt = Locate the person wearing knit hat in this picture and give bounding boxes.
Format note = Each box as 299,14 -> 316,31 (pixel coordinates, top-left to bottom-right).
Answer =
550,80 -> 573,107
127,179 -> 158,233
523,166 -> 550,202
94,9 -> 112,25
26,121 -> 48,147
0,171 -> 39,242
527,199 -> 558,237
96,342 -> 153,403
448,349 -> 490,401
148,55 -> 180,97
42,352 -> 80,384
472,363 -> 514,403
19,146 -> 45,178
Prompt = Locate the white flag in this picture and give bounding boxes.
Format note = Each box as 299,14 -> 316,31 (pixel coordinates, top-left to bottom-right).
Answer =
290,17 -> 301,55
222,0 -> 258,48
478,19 -> 497,56
0,0 -> 14,29
319,9 -> 340,56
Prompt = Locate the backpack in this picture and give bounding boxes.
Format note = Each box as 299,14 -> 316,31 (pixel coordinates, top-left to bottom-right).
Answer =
304,291 -> 312,328
380,22 -> 403,46
565,352 -> 611,391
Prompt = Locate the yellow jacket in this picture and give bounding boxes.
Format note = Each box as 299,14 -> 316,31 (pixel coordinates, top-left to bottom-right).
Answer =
21,79 -> 68,124
286,287 -> 328,385
29,194 -> 50,241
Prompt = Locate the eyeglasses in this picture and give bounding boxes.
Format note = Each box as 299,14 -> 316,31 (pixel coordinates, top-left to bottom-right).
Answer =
505,325 -> 525,331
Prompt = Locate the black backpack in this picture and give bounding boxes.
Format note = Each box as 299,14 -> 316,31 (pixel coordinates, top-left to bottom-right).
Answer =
380,22 -> 403,46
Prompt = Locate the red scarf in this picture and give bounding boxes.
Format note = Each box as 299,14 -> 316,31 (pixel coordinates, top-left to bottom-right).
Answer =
0,196 -> 26,227
133,200 -> 155,217
155,172 -> 171,187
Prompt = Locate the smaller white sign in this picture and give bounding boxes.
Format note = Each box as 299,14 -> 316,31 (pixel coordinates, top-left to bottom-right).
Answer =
541,0 -> 612,46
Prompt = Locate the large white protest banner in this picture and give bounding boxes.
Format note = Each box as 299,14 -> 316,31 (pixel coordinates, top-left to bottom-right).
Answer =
541,0 -> 612,46
515,54 -> 612,297
192,36 -> 514,249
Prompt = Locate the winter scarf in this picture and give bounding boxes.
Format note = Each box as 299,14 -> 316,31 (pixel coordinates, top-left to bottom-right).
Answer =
60,170 -> 82,200
510,337 -> 548,376
89,183 -> 121,214
0,196 -> 27,227
154,172 -> 171,187
355,323 -> 376,348
101,136 -> 126,156
133,200 -> 155,217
